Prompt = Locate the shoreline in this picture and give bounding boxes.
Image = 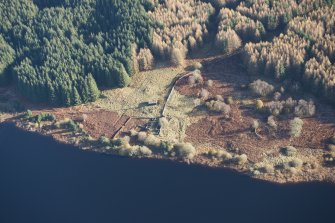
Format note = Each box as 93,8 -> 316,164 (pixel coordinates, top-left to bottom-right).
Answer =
2,115 -> 334,185
1,54 -> 335,185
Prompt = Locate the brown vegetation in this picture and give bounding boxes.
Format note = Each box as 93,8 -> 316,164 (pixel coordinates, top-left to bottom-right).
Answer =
236,0 -> 329,30
216,8 -> 265,48
244,5 -> 335,103
149,0 -> 214,62
137,48 -> 154,71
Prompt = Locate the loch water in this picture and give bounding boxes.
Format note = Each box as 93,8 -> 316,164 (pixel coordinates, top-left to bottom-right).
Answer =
0,123 -> 334,223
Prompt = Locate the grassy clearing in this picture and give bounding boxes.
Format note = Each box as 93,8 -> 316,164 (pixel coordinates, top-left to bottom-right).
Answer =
160,89 -> 200,143
94,65 -> 183,118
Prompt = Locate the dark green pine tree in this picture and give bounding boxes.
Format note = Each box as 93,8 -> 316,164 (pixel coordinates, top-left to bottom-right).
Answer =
61,85 -> 71,107
101,56 -> 117,87
86,73 -> 100,102
115,62 -> 131,87
0,35 -> 15,86
78,78 -> 89,103
48,83 -> 58,105
72,86 -> 82,105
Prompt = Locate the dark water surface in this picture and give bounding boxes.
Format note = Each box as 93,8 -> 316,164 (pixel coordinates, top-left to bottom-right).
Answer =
0,123 -> 334,223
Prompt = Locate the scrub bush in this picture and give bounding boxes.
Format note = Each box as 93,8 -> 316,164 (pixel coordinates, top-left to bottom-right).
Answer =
289,158 -> 303,168
281,146 -> 297,157
232,154 -> 248,165
206,100 -> 231,116
289,118 -> 304,138
249,80 -> 274,97
206,80 -> 214,88
267,116 -> 277,129
200,89 -> 210,100
99,136 -> 110,146
144,134 -> 161,147
261,164 -> 275,173
137,131 -> 148,142
174,143 -> 197,160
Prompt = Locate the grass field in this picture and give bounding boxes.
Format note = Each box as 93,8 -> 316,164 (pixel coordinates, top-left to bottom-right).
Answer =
94,64 -> 184,118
